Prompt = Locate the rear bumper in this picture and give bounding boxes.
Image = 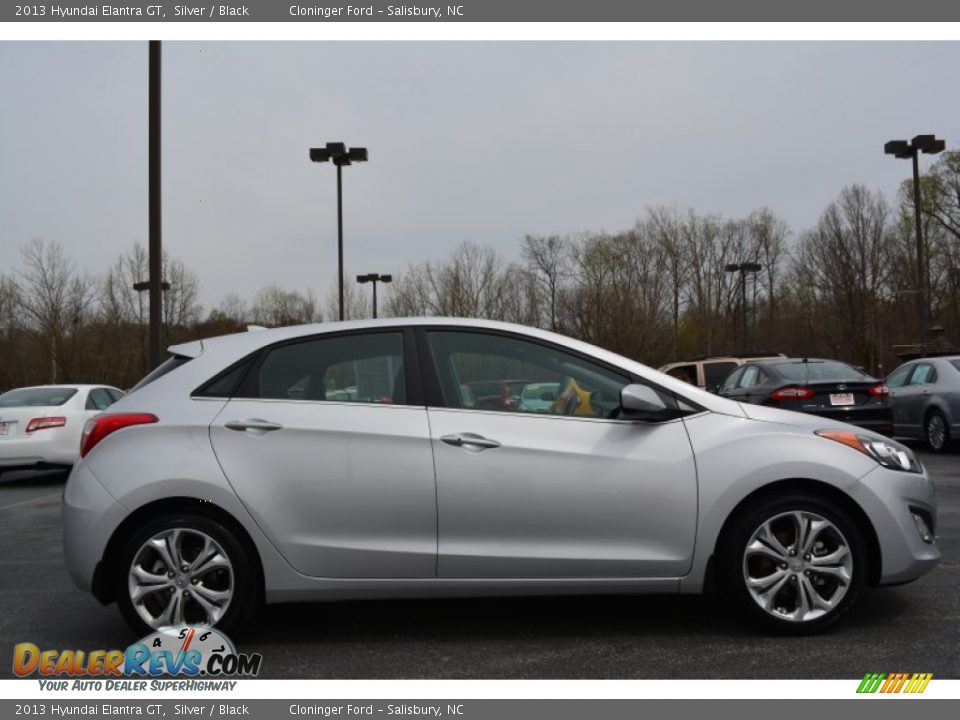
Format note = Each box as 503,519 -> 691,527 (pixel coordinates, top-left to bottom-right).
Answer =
62,460 -> 127,597
0,430 -> 78,466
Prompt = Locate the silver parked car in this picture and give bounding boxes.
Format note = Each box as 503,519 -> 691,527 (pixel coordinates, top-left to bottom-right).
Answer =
887,355 -> 960,452
63,319 -> 939,636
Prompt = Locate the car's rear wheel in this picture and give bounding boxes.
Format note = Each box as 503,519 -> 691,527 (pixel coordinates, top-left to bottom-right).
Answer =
925,411 -> 950,452
114,513 -> 257,636
719,493 -> 867,634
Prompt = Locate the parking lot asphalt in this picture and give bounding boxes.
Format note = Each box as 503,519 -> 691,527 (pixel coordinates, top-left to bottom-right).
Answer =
1,447 -> 958,680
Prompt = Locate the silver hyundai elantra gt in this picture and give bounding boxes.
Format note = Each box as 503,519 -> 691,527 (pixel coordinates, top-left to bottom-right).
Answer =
62,318 -> 939,635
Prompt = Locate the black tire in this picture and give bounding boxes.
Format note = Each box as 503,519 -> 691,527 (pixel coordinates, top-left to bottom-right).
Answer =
925,410 -> 951,453
718,492 -> 867,635
113,513 -> 259,637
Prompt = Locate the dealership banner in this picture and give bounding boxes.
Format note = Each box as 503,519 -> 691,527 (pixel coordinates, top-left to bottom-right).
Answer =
4,0 -> 960,23
1,698 -> 960,719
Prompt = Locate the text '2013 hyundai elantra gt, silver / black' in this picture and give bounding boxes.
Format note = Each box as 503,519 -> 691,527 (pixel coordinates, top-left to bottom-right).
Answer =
62,318 -> 939,635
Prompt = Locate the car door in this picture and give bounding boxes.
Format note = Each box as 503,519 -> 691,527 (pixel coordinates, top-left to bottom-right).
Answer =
421,328 -> 698,579
735,365 -> 770,405
886,363 -> 914,433
902,363 -> 938,434
208,329 -> 437,578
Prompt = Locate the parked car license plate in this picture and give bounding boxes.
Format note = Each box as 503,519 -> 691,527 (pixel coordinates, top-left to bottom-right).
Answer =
830,393 -> 854,406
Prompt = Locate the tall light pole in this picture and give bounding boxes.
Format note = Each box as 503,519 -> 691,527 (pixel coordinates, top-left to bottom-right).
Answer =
884,134 -> 946,348
725,262 -> 762,351
309,142 -> 369,321
356,273 -> 392,319
148,40 -> 162,369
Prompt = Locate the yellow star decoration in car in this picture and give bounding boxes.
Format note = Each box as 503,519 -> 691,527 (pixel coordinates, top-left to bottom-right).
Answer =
552,378 -> 595,416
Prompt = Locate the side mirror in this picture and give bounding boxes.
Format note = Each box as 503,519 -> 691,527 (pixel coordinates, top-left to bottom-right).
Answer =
620,384 -> 667,415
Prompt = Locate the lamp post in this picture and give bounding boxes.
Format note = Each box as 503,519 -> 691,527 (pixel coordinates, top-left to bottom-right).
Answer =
356,273 -> 392,319
134,280 -> 170,374
309,142 -> 369,321
148,40 -> 162,369
725,262 -> 762,351
884,134 -> 946,348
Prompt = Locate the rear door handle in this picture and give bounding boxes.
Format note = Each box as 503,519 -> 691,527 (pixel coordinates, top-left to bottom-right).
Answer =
440,432 -> 502,450
224,419 -> 283,434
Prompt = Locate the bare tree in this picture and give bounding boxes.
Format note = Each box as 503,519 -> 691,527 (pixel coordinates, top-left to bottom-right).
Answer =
15,239 -> 97,383
251,285 -> 320,327
325,275 -> 369,321
793,185 -> 893,367
521,234 -> 570,331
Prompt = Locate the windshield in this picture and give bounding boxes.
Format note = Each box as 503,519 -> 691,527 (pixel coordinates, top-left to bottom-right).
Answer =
772,361 -> 868,383
0,387 -> 78,407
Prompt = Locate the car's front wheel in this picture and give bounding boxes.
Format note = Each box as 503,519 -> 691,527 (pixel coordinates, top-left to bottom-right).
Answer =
114,513 -> 258,636
719,493 -> 867,633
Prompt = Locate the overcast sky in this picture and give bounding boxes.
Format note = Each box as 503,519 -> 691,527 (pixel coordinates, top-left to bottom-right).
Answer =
1,41 -> 958,313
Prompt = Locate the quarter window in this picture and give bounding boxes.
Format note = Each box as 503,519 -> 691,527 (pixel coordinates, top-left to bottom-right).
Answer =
238,332 -> 406,405
427,331 -> 629,418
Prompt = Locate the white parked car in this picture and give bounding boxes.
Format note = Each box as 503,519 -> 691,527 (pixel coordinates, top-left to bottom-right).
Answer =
0,384 -> 125,472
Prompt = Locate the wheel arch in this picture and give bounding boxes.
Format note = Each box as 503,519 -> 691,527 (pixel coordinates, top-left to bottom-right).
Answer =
710,478 -> 882,589
92,496 -> 265,606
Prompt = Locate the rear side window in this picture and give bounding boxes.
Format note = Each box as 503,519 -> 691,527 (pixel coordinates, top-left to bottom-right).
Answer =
703,362 -> 737,389
908,363 -> 937,386
721,367 -> 744,392
130,354 -> 192,393
739,366 -> 766,389
237,332 -> 406,405
666,364 -> 697,385
85,388 -> 115,411
886,364 -> 912,389
0,387 -> 78,407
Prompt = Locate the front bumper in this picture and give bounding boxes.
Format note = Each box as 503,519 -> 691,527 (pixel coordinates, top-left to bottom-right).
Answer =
848,463 -> 940,585
62,460 -> 127,597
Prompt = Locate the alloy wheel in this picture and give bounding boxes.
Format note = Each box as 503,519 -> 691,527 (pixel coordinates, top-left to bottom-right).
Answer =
927,413 -> 947,451
742,510 -> 853,623
127,527 -> 234,629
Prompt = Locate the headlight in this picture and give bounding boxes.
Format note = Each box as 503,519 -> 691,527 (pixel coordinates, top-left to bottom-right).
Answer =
815,430 -> 921,473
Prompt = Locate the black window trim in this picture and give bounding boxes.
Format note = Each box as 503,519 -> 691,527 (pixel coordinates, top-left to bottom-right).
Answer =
193,326 -> 425,407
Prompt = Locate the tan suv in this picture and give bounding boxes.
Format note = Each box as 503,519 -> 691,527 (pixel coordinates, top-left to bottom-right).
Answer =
659,353 -> 785,392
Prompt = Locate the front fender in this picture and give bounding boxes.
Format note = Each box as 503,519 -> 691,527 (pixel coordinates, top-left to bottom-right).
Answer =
679,412 -> 876,592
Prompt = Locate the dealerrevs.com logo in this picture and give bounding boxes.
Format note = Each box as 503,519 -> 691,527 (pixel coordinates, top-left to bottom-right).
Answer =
857,673 -> 933,694
13,626 -> 262,690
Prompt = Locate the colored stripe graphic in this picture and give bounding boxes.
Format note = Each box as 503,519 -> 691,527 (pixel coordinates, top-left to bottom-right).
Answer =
857,672 -> 932,694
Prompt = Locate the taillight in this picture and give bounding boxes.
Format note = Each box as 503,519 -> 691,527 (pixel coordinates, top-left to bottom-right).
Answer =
25,416 -> 66,433
868,384 -> 890,397
80,413 -> 158,458
771,386 -> 815,400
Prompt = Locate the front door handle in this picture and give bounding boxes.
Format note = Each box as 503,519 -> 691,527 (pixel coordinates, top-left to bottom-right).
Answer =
440,432 -> 502,450
224,419 -> 283,434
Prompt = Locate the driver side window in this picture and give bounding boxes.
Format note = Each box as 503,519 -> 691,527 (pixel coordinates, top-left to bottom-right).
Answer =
426,331 -> 630,418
